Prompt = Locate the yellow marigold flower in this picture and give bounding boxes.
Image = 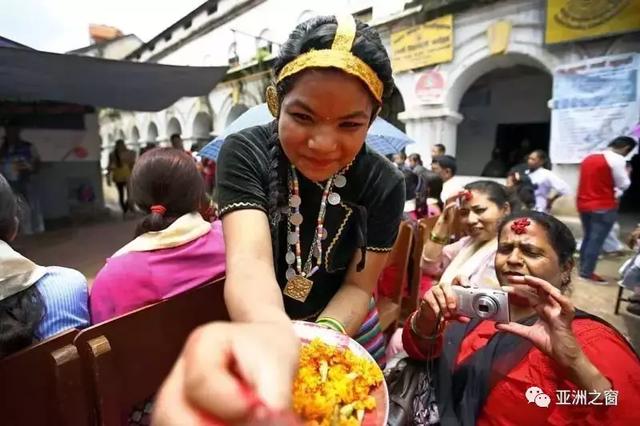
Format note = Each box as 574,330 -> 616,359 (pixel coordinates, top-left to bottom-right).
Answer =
292,338 -> 383,425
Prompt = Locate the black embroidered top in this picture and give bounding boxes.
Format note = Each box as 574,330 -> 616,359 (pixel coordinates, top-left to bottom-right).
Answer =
216,122 -> 404,319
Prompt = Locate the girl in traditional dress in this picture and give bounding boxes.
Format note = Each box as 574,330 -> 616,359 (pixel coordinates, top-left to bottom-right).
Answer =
153,14 -> 404,424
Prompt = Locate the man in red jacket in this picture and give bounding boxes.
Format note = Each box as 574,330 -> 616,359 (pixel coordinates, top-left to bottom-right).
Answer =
577,136 -> 637,283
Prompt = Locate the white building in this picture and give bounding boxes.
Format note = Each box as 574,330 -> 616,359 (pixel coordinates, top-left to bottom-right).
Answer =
98,0 -> 409,168
68,34 -> 143,60
100,0 -> 640,189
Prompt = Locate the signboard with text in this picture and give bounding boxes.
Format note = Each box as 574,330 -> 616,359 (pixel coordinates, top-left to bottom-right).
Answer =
546,0 -> 640,44
391,15 -> 453,73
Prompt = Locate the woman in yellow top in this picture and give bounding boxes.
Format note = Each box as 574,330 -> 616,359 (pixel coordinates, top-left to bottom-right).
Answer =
107,139 -> 136,217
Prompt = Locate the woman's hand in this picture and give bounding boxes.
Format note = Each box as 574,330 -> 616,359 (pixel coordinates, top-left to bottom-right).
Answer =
153,322 -> 300,425
434,200 -> 457,233
497,275 -> 613,392
496,275 -> 580,368
434,190 -> 468,233
414,276 -> 471,336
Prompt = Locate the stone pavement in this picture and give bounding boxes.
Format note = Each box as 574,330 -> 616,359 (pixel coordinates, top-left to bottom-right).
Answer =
570,253 -> 640,351
12,209 -> 640,351
13,212 -> 137,287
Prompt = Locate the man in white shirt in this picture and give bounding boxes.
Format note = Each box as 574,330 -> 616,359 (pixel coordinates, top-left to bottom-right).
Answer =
525,150 -> 570,213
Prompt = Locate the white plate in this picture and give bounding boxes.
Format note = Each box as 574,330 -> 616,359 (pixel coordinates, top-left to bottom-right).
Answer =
292,321 -> 389,426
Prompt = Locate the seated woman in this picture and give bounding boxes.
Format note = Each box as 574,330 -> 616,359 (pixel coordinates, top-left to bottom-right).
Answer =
401,169 -> 420,221
402,211 -> 640,425
0,175 -> 89,358
387,180 -> 511,358
422,180 -> 511,288
90,148 -> 225,323
415,169 -> 442,219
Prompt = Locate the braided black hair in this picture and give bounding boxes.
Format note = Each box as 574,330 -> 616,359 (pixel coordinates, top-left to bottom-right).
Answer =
264,16 -> 395,259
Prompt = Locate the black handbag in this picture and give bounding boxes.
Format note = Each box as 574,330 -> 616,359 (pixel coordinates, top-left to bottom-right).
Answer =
384,358 -> 431,426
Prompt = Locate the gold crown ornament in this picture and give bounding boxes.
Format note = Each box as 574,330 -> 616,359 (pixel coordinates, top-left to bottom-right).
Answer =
265,13 -> 384,117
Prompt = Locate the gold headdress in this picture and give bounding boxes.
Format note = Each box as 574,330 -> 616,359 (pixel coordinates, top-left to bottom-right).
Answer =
265,14 -> 384,117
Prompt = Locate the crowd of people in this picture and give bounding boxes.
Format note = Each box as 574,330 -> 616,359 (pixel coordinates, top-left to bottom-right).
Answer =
1,13 -> 640,426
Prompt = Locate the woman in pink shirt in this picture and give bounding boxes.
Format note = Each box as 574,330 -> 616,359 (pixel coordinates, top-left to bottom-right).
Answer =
90,148 -> 225,323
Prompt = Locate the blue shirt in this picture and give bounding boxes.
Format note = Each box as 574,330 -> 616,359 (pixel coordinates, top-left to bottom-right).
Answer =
35,266 -> 90,339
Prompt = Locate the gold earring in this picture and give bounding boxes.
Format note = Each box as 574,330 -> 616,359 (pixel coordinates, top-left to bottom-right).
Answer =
265,85 -> 279,117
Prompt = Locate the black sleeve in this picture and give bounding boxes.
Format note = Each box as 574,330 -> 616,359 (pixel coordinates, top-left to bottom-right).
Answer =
215,129 -> 271,217
366,176 -> 405,251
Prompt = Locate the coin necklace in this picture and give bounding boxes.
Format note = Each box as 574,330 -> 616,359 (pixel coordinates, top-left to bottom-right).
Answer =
283,165 -> 346,302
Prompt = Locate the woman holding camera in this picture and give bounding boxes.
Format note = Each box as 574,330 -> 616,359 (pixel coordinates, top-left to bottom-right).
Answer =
403,211 -> 640,425
422,180 -> 511,288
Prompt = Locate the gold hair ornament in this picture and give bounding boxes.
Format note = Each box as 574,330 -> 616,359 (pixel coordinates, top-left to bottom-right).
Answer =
265,13 -> 384,117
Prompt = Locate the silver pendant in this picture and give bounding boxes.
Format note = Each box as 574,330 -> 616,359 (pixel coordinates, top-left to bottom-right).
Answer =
328,192 -> 341,205
334,174 -> 346,188
289,194 -> 301,208
312,245 -> 321,258
321,227 -> 328,240
289,212 -> 303,225
287,232 -> 299,245
285,267 -> 296,280
285,251 -> 295,265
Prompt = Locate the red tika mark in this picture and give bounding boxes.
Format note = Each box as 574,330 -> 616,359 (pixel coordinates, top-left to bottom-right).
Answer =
461,190 -> 473,201
511,218 -> 531,235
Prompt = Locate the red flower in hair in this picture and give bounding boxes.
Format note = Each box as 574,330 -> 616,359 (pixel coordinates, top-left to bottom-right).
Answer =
511,218 -> 531,235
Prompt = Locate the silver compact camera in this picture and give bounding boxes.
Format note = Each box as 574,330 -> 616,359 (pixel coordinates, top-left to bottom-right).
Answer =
451,286 -> 510,323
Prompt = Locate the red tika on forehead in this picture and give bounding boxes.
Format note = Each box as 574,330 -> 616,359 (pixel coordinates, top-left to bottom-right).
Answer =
511,218 -> 531,235
461,190 -> 472,201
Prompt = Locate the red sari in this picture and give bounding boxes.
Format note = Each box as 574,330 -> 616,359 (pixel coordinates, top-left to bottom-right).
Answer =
402,318 -> 640,425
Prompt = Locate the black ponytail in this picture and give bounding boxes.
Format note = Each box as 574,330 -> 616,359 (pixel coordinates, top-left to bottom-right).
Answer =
131,148 -> 205,237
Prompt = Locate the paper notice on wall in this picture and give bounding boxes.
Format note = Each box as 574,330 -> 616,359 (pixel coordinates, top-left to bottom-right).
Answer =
550,53 -> 640,164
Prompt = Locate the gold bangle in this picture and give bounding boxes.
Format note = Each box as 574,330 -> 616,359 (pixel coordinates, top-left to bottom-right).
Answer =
429,232 -> 449,245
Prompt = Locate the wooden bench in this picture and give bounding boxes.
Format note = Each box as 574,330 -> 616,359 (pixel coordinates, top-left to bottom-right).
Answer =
401,216 -> 439,319
376,221 -> 414,333
74,279 -> 229,425
0,329 -> 91,426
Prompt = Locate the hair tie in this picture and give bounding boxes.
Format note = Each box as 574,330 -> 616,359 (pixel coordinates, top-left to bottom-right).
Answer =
150,205 -> 167,216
